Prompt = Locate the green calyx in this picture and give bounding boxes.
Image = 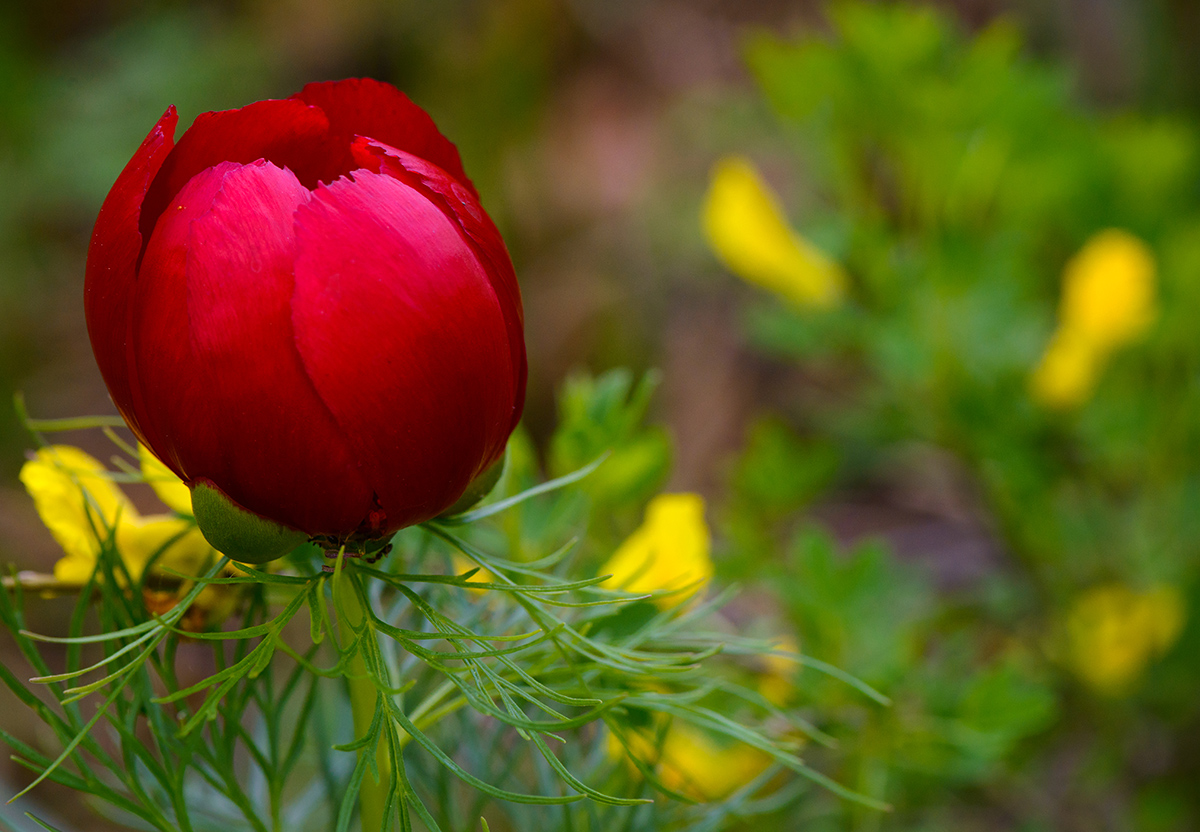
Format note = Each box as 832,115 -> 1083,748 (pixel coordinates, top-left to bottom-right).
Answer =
191,481 -> 308,565
440,452 -> 506,518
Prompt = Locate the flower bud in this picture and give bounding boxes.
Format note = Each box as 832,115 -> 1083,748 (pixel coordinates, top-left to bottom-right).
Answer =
84,79 -> 527,559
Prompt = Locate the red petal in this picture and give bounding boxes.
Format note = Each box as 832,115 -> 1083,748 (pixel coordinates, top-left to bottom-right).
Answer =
291,170 -> 518,530
353,138 -> 527,436
84,106 -> 178,443
293,78 -> 477,198
133,160 -> 374,535
138,99 -> 332,247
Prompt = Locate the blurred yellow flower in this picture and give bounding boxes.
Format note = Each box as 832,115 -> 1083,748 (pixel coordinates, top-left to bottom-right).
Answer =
609,721 -> 770,801
703,155 -> 846,309
1059,229 -> 1156,350
1032,229 -> 1157,408
1029,328 -> 1100,408
20,445 -> 214,586
757,636 -> 801,707
1065,583 -> 1185,694
450,552 -> 494,594
599,493 -> 712,609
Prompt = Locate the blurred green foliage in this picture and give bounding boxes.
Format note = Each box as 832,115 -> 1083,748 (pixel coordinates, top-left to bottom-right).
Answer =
764,529 -> 1058,827
550,370 -> 672,516
712,2 -> 1200,829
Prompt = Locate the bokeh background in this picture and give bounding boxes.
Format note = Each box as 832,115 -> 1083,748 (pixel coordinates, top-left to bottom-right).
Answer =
3,0 -> 1200,830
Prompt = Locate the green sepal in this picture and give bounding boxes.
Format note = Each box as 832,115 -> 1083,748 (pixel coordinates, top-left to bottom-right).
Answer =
190,481 -> 308,564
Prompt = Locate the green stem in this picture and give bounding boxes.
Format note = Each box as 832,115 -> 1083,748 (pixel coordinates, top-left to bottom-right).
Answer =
333,563 -> 392,832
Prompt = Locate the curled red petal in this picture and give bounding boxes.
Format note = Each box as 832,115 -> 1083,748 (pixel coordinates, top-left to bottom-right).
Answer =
292,78 -> 477,198
138,98 -> 332,248
291,170 -> 518,530
84,106 -> 178,444
133,160 -> 374,535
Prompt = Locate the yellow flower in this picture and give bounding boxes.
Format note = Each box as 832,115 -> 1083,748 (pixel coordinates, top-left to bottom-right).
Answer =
599,493 -> 712,609
703,155 -> 846,309
757,636 -> 801,707
1032,229 -> 1157,408
450,552 -> 494,595
138,443 -> 193,515
1029,328 -> 1101,408
19,445 -> 126,581
609,721 -> 770,801
1059,229 -> 1156,351
1065,583 -> 1185,694
20,445 -> 214,585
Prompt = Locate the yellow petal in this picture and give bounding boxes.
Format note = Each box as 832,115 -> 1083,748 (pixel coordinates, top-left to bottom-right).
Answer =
117,517 -> 215,581
1030,327 -> 1100,408
188,582 -> 243,629
758,636 -> 801,707
608,721 -> 769,801
601,493 -> 712,609
451,552 -> 494,595
658,724 -> 770,801
1140,585 -> 1186,654
1059,229 -> 1156,351
54,552 -> 99,585
138,444 -> 193,515
1065,583 -> 1186,695
20,445 -> 137,575
703,155 -> 846,309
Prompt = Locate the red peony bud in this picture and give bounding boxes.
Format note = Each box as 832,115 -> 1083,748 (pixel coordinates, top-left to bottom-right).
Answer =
85,79 -> 526,559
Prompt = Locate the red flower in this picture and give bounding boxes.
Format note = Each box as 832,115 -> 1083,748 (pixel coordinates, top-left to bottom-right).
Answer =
85,79 -> 526,555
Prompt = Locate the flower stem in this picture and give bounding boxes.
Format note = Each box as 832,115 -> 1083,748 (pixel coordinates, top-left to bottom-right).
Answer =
333,563 -> 391,832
